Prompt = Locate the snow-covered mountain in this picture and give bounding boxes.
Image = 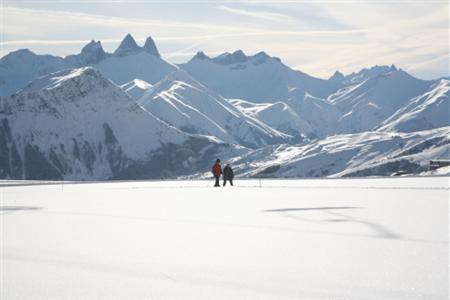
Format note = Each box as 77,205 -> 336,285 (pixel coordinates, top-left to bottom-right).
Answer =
285,89 -> 342,136
0,49 -> 71,96
224,126 -> 449,178
377,79 -> 450,132
180,50 -> 342,102
229,99 -> 313,138
93,34 -> 175,85
229,90 -> 342,138
139,70 -> 292,148
1,35 -> 448,180
0,34 -> 174,97
329,68 -> 435,133
332,65 -> 399,85
120,79 -> 153,100
0,67 -> 246,180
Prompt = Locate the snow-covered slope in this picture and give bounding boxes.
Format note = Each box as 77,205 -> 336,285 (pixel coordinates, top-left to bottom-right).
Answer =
180,50 -> 342,102
230,99 -> 313,138
0,49 -> 71,96
0,67 -> 246,180
378,79 -> 450,132
120,79 -> 153,100
224,127 -> 449,178
139,70 -> 291,148
329,69 -> 435,133
285,89 -> 342,136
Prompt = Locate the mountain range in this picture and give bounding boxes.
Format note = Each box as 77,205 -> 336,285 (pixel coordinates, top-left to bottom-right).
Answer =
0,33 -> 448,179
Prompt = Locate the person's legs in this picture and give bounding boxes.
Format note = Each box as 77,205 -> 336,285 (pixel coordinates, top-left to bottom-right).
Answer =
214,176 -> 220,187
223,178 -> 226,186
230,179 -> 233,186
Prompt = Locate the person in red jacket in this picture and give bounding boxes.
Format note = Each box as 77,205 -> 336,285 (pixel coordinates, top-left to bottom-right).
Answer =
211,159 -> 222,187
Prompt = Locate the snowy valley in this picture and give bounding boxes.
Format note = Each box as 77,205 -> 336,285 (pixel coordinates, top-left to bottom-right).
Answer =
0,34 -> 448,180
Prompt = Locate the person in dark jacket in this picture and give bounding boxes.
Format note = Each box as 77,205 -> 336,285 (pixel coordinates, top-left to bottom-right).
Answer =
211,159 -> 222,187
223,163 -> 234,186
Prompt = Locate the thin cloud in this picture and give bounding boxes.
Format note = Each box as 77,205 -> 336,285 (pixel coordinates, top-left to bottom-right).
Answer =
1,3 -> 448,79
2,6 -> 248,33
218,5 -> 293,22
1,39 -> 118,46
1,29 -> 368,46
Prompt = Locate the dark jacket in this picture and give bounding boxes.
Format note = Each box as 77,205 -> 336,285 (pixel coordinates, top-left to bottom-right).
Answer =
223,165 -> 234,179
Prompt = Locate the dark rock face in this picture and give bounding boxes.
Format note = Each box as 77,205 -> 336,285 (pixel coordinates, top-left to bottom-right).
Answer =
24,144 -> 63,180
111,137 -> 230,180
113,34 -> 142,57
66,40 -> 110,66
0,116 -> 235,181
103,123 -> 126,175
343,159 -> 425,177
143,36 -> 160,57
0,119 -> 23,179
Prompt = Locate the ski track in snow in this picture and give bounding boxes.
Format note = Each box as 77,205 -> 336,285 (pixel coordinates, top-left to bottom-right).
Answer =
1,177 -> 448,299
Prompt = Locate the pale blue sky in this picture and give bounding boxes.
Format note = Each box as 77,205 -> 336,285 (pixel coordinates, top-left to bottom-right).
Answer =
1,0 -> 448,79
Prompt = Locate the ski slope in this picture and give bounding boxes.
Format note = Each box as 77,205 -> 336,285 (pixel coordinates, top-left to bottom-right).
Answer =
1,177 -> 449,299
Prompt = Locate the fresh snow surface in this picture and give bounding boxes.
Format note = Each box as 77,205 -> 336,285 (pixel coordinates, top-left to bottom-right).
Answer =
120,79 -> 153,100
1,177 -> 448,299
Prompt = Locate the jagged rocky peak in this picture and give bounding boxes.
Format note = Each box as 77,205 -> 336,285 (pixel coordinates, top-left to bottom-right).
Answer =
343,64 -> 403,84
213,50 -> 248,65
329,70 -> 345,81
81,40 -> 105,54
76,40 -> 109,63
143,36 -> 160,57
251,51 -> 274,65
369,65 -> 396,74
113,34 -> 161,57
64,40 -> 108,66
253,51 -> 270,59
230,49 -> 247,60
208,50 -> 278,66
113,33 -> 141,57
191,51 -> 210,61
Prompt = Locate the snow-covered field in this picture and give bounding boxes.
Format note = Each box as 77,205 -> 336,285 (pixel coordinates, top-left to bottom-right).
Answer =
1,177 -> 449,299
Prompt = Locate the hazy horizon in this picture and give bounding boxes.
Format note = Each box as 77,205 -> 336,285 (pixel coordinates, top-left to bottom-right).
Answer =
1,1 -> 449,80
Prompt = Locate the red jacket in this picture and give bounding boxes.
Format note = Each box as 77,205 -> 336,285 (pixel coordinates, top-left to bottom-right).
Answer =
212,163 -> 222,176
